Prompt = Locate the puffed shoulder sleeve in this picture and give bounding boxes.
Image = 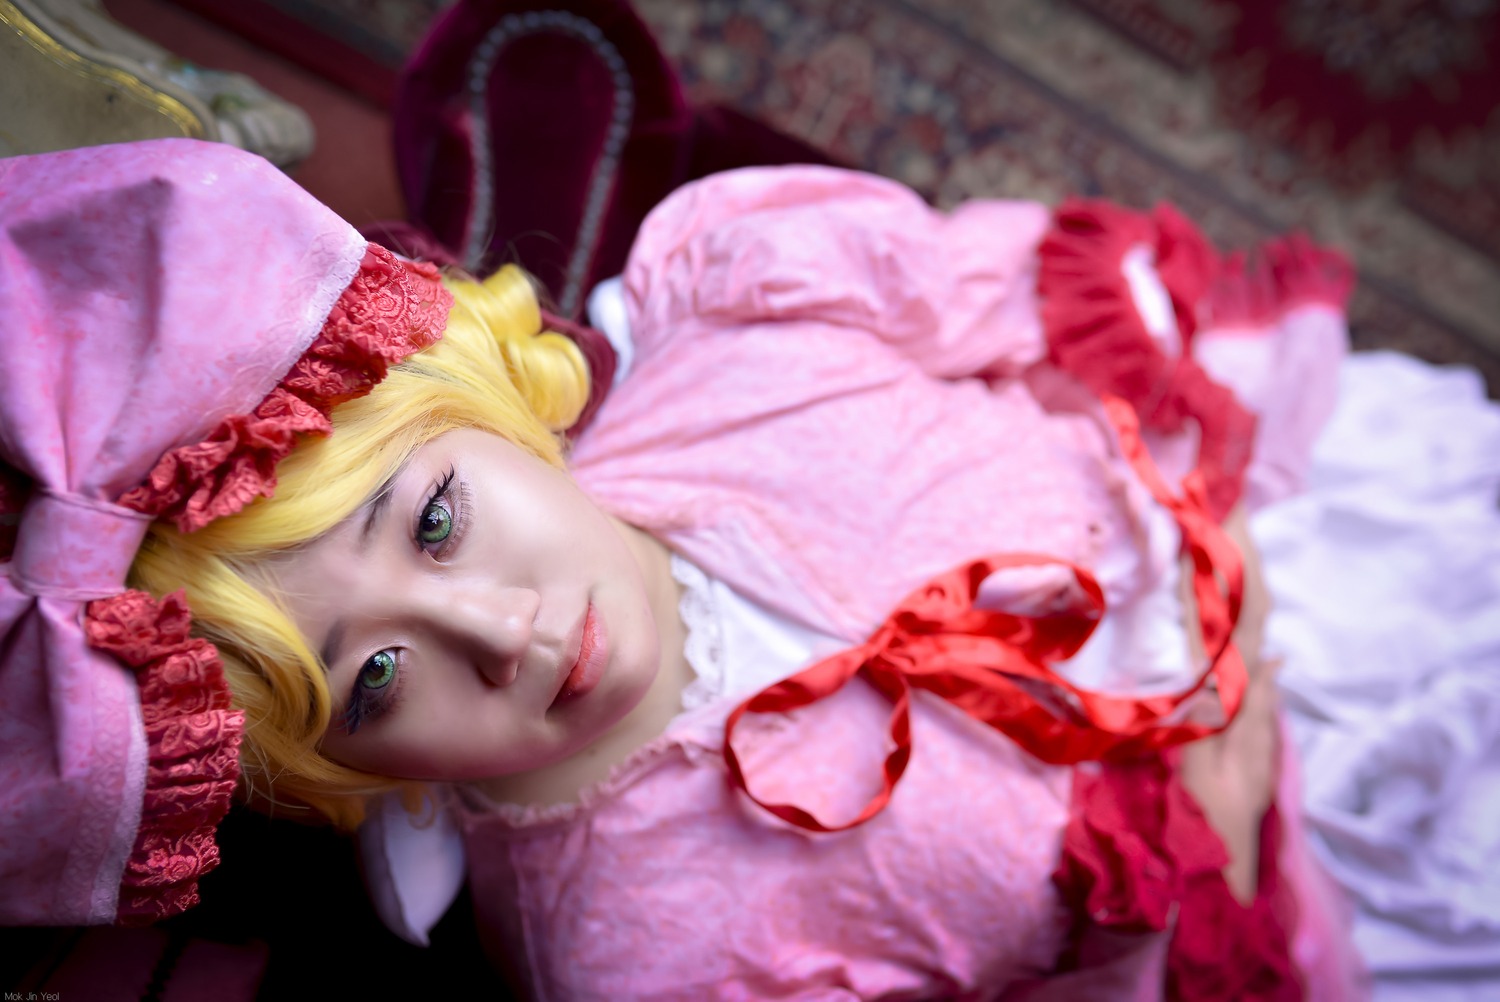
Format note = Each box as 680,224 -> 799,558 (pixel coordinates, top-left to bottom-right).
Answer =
621,165 -> 1052,378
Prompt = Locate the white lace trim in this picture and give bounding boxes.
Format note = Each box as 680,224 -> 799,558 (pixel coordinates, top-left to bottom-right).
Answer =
671,553 -> 728,711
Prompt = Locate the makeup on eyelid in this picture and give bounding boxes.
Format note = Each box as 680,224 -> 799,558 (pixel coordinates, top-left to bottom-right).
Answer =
337,468 -> 466,735
339,648 -> 409,734
278,427 -> 668,784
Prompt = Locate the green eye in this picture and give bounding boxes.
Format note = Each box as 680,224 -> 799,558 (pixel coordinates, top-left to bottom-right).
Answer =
419,502 -> 452,545
359,650 -> 397,690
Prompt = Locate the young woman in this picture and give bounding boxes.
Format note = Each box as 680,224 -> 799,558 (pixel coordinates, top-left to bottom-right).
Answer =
2,136 -> 1422,998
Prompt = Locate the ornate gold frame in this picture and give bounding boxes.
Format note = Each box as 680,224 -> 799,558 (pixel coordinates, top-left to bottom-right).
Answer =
0,0 -> 208,148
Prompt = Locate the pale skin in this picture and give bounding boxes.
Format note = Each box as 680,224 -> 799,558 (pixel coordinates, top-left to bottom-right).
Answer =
1177,505 -> 1280,904
486,503 -> 1279,902
472,520 -> 692,807
487,508 -> 1282,904
283,428 -> 1276,906
273,428 -> 695,794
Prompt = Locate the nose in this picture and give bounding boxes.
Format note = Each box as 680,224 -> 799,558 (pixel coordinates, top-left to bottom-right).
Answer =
426,583 -> 540,687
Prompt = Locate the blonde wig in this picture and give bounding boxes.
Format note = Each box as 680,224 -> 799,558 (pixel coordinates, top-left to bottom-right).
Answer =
129,266 -> 591,828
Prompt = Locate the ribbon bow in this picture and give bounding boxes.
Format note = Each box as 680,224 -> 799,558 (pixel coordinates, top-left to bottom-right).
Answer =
724,396 -> 1247,832
0,140 -> 369,924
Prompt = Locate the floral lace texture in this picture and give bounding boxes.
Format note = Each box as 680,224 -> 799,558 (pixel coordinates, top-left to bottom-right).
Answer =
91,245 -> 449,920
119,245 -> 452,532
84,590 -> 245,925
671,554 -> 729,713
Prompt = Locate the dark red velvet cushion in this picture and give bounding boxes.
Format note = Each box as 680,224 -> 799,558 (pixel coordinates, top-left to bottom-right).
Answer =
392,0 -> 836,319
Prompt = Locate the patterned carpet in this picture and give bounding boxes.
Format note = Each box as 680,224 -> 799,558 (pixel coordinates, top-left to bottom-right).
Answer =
639,0 -> 1500,392
248,0 -> 1500,391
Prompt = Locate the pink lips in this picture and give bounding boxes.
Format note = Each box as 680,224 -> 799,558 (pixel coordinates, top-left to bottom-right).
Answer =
559,604 -> 607,702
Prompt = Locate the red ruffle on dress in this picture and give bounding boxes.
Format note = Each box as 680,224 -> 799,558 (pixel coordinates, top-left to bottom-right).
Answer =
449,166 -> 1367,998
1055,755 -> 1302,1000
1036,198 -> 1358,998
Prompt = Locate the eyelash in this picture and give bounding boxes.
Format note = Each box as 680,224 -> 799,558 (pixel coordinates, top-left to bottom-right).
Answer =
419,466 -> 471,560
340,466 -> 470,735
339,651 -> 406,735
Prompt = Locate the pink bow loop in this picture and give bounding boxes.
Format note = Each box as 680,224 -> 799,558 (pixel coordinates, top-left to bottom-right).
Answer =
0,139 -> 370,925
10,491 -> 153,601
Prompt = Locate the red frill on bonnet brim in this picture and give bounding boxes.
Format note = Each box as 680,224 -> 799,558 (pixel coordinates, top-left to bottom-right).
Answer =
119,246 -> 449,533
33,245 -> 450,924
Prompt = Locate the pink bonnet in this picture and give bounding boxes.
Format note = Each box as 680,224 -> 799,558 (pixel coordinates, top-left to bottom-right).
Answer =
0,139 -> 450,924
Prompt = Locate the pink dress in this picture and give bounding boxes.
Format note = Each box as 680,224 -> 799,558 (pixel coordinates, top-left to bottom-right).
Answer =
460,166 -> 1366,999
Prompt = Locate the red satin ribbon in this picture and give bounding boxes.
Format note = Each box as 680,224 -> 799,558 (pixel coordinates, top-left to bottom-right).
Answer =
723,395 -> 1247,833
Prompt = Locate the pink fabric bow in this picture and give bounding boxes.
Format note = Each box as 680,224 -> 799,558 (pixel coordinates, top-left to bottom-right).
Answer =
0,140 -> 369,924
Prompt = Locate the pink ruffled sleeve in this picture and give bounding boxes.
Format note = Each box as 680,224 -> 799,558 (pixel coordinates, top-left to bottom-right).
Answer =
622,165 -> 1052,379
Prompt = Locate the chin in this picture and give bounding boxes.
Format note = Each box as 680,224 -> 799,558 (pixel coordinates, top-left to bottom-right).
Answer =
589,648 -> 661,738
603,654 -> 659,725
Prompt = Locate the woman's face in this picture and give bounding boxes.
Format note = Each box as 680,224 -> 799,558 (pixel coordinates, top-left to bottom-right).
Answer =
270,428 -> 662,782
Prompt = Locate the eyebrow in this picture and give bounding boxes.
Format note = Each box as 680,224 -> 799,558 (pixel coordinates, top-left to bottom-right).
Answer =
319,466 -> 407,674
320,617 -> 349,678
359,474 -> 402,545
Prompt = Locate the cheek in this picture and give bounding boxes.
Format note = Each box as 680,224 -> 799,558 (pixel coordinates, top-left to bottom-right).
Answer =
593,585 -> 663,718
320,674 -> 490,775
394,684 -> 514,770
334,712 -> 534,781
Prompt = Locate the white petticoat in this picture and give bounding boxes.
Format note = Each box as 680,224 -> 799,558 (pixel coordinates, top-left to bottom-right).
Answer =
367,272 -> 1500,1000
1255,352 -> 1500,1000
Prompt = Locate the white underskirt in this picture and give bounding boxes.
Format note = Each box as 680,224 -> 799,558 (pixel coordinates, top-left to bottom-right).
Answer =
1254,351 -> 1500,1000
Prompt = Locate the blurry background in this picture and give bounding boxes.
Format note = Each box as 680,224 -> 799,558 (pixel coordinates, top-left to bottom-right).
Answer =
101,0 -> 1500,392
8,2 -> 1500,997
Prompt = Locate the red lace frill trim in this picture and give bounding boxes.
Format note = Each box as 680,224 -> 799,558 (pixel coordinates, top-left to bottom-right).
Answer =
84,590 -> 246,925
119,245 -> 452,532
1038,201 -> 1348,521
1203,232 -> 1355,332
86,245 -> 449,921
1054,756 -> 1301,999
